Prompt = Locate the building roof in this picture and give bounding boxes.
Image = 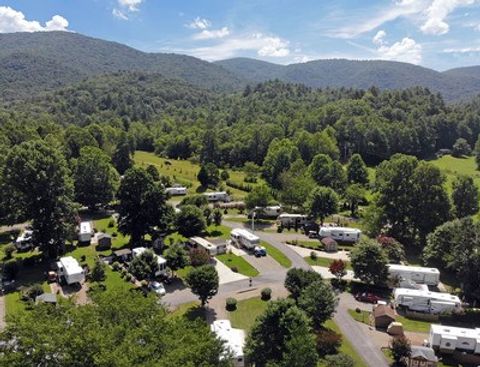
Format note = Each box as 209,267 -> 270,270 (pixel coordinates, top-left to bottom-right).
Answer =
190,236 -> 216,250
97,232 -> 112,240
321,236 -> 337,246
114,248 -> 132,257
388,264 -> 440,275
36,293 -> 57,304
278,213 -> 307,219
132,247 -> 167,265
204,191 -> 228,196
320,226 -> 361,234
210,320 -> 245,358
410,346 -> 438,362
430,324 -> 480,339
373,304 -> 396,320
394,288 -> 460,303
231,228 -> 259,242
79,221 -> 92,234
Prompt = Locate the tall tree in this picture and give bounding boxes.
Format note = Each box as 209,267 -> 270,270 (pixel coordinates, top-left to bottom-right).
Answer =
64,126 -> 98,160
284,268 -> 323,300
176,205 -> 207,238
263,138 -> 300,189
164,243 -> 189,276
475,134 -> 480,170
306,186 -> 339,224
245,184 -> 273,209
197,162 -> 219,188
2,140 -> 74,257
350,238 -> 389,285
298,280 -> 337,329
185,265 -> 219,306
74,146 -> 119,210
112,132 -> 133,175
451,175 -> 479,218
346,153 -> 369,185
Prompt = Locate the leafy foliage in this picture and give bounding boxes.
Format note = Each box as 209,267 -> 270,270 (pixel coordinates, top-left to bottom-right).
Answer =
185,265 -> 219,306
350,238 -> 389,285
284,268 -> 323,300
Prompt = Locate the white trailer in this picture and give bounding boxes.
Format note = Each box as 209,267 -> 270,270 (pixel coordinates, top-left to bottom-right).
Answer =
57,256 -> 85,285
15,229 -> 33,251
429,324 -> 480,354
132,247 -> 167,276
165,187 -> 187,196
250,205 -> 282,219
189,236 -> 227,256
211,320 -> 246,367
277,213 -> 308,227
204,191 -> 230,202
230,228 -> 260,250
318,226 -> 361,244
78,221 -> 93,243
394,288 -> 461,314
388,264 -> 440,286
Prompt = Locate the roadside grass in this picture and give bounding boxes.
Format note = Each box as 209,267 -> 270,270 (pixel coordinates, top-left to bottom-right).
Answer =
348,309 -> 432,333
261,241 -> 292,268
167,301 -> 204,321
228,297 -> 269,331
216,253 -> 259,277
305,256 -> 352,270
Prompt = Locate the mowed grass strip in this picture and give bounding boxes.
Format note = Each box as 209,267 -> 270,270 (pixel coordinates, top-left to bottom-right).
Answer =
216,253 -> 259,277
305,256 -> 352,270
261,241 -> 292,268
228,297 -> 269,331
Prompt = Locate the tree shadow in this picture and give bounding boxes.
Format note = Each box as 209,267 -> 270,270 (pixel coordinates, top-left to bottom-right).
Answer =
195,185 -> 207,194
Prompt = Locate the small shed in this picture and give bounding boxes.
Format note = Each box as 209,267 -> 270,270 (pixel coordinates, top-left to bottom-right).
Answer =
35,293 -> 57,305
113,248 -> 132,263
321,236 -> 338,252
373,304 -> 396,329
407,346 -> 438,367
96,233 -> 112,251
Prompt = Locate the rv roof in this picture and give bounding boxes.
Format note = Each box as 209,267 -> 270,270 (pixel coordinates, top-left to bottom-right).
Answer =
320,226 -> 361,233
394,288 -> 460,303
231,228 -> 260,241
430,324 -> 480,338
205,191 -> 227,196
211,320 -> 245,358
190,236 -> 215,249
388,264 -> 440,274
59,256 -> 83,274
278,213 -> 306,218
80,221 -> 92,234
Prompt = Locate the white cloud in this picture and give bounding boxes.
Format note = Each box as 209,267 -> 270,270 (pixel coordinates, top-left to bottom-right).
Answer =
443,45 -> 480,52
187,17 -> 211,30
476,24 -> 480,31
118,0 -> 143,12
193,27 -> 230,40
420,0 -> 475,35
377,37 -> 422,64
372,30 -> 387,46
112,8 -> 128,20
0,6 -> 69,33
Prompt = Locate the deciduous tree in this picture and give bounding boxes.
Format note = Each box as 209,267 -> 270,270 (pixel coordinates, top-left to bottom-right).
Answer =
185,265 -> 219,306
350,238 -> 388,285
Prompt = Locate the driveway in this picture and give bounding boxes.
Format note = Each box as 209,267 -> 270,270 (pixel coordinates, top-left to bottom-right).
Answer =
312,266 -> 358,281
288,245 -> 351,261
214,259 -> 249,285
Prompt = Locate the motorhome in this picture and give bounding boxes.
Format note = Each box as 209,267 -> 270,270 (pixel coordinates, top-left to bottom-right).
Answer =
189,236 -> 227,256
388,264 -> 440,286
429,324 -> 480,354
15,229 -> 33,251
132,247 -> 167,276
56,256 -> 85,285
230,228 -> 260,250
277,213 -> 309,227
249,205 -> 282,219
78,221 -> 93,243
165,186 -> 187,196
204,191 -> 230,202
318,226 -> 361,244
211,320 -> 246,367
394,288 -> 461,314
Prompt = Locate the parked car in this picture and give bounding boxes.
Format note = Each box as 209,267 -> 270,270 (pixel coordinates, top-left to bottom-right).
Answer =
308,231 -> 318,239
254,246 -> 267,257
149,281 -> 166,296
47,271 -> 57,283
355,292 -> 381,303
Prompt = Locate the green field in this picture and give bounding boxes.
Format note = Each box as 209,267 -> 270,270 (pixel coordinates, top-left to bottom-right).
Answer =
430,155 -> 480,191
261,241 -> 292,268
217,253 -> 259,277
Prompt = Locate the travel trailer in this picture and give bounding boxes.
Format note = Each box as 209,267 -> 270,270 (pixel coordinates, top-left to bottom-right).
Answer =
189,237 -> 227,256
203,191 -> 230,202
249,205 -> 282,219
132,247 -> 167,277
78,221 -> 93,243
388,264 -> 440,286
165,186 -> 187,196
56,256 -> 85,285
429,324 -> 480,354
230,228 -> 260,250
211,320 -> 246,367
277,213 -> 309,227
394,288 -> 461,314
15,229 -> 33,251
318,227 -> 361,244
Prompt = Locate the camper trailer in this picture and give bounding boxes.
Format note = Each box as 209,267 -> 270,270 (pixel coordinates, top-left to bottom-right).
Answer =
394,288 -> 461,314
204,191 -> 230,202
189,237 -> 227,256
388,264 -> 440,286
277,213 -> 309,227
429,324 -> 480,354
211,320 -> 246,367
132,247 -> 167,277
15,229 -> 33,251
318,227 -> 361,244
165,187 -> 187,196
56,256 -> 85,285
249,206 -> 282,219
230,228 -> 260,250
78,221 -> 93,243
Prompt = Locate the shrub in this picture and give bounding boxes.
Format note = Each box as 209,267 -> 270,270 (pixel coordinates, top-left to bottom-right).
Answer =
226,180 -> 252,192
220,170 -> 230,181
315,329 -> 342,357
4,244 -> 15,259
112,261 -> 120,271
112,232 -> 118,237
310,251 -> 318,260
226,297 -> 237,311
120,268 -> 127,278
277,226 -> 283,233
21,284 -> 44,302
90,258 -> 106,282
125,273 -> 132,282
108,219 -> 115,228
231,266 -> 238,273
261,287 -> 272,300
80,255 -> 86,262
189,248 -> 210,267
323,353 -> 354,367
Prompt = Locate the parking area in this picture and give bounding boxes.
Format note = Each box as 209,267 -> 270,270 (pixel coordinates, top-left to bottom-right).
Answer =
214,259 -> 249,285
288,244 -> 351,261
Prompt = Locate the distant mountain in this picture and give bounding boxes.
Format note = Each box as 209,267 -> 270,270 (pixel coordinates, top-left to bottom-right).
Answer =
216,58 -> 480,101
0,31 -> 244,100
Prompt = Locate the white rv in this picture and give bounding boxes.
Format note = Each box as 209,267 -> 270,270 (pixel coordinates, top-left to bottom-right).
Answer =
429,324 -> 480,354
165,187 -> 187,196
318,227 -> 361,244
189,237 -> 226,256
132,247 -> 167,276
394,288 -> 461,314
388,264 -> 440,286
56,256 -> 85,285
277,213 -> 308,227
15,229 -> 33,251
211,320 -> 246,367
250,205 -> 282,219
78,221 -> 93,243
230,228 -> 260,250
203,191 -> 230,202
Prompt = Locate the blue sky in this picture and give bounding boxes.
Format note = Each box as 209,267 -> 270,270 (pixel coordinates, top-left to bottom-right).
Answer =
1,0 -> 480,70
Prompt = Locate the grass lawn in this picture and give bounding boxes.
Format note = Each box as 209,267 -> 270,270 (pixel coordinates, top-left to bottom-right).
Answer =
206,224 -> 231,240
5,281 -> 50,318
216,253 -> 259,277
176,265 -> 192,280
305,256 -> 352,270
430,155 -> 480,191
168,301 -> 206,321
261,241 -> 292,268
93,216 -> 129,250
228,297 -> 269,331
348,309 -> 432,333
